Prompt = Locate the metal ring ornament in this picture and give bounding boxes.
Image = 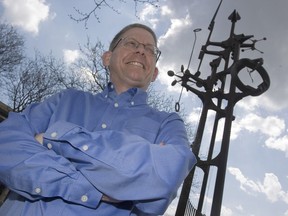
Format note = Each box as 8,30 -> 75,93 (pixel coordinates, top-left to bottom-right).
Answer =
230,58 -> 270,96
175,102 -> 180,112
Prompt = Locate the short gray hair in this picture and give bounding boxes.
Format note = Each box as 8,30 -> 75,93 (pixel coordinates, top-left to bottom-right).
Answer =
109,23 -> 157,51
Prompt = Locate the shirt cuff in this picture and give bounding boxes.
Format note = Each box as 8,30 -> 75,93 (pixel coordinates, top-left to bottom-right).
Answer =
67,172 -> 103,208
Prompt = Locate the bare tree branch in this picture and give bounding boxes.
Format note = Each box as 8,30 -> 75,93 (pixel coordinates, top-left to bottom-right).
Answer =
0,23 -> 24,76
58,38 -> 108,93
69,0 -> 159,28
147,86 -> 196,142
3,52 -> 65,112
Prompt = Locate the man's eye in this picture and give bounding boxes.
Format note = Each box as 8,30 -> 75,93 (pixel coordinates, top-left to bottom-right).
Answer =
146,46 -> 156,55
126,41 -> 137,48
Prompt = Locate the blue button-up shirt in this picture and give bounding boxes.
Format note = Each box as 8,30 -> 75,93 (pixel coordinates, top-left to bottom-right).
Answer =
0,85 -> 196,216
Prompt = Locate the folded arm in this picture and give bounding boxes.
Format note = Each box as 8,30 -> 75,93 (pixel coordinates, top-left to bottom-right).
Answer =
40,119 -> 195,214
0,99 -> 104,209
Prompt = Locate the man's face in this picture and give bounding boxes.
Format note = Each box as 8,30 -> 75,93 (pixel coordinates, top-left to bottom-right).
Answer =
102,27 -> 159,94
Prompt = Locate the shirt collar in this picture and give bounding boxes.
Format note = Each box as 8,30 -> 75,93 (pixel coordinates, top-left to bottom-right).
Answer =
101,82 -> 148,106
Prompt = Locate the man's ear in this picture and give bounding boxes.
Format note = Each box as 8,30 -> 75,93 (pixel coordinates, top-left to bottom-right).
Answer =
152,67 -> 159,82
102,51 -> 112,67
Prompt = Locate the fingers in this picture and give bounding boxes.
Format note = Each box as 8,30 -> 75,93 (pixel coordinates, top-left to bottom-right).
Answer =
35,133 -> 44,145
102,195 -> 121,203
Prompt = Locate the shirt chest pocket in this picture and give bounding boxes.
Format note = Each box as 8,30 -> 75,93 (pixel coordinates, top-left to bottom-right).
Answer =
122,117 -> 160,143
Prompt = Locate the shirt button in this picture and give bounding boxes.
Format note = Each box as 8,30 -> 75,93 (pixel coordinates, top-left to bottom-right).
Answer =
47,143 -> 53,149
51,132 -> 57,138
130,101 -> 135,106
81,195 -> 88,202
114,103 -> 119,108
82,145 -> 89,151
101,123 -> 107,129
35,187 -> 41,194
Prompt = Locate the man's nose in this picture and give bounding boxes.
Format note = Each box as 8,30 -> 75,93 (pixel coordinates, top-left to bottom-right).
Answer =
135,43 -> 146,54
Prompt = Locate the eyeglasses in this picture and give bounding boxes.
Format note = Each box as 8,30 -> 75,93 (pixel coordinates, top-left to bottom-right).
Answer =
112,37 -> 161,61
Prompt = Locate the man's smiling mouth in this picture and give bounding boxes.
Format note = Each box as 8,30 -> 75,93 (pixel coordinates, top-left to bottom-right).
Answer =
127,61 -> 144,69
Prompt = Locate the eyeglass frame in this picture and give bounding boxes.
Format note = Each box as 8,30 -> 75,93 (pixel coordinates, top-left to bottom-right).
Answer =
111,37 -> 161,62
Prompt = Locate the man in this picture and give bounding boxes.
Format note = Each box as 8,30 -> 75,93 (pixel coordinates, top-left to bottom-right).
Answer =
0,23 -> 196,215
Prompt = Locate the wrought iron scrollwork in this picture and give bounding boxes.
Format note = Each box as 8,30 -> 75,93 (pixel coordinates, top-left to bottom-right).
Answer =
170,1 -> 270,215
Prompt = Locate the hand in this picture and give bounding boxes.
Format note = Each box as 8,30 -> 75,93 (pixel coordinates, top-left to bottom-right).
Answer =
35,133 -> 44,145
102,194 -> 121,203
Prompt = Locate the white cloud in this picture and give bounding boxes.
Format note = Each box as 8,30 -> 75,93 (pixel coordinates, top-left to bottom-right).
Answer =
187,107 -> 202,123
230,113 -> 288,155
221,206 -> 233,216
260,173 -> 284,202
230,120 -> 242,141
1,0 -> 50,35
237,97 -> 261,112
157,14 -> 193,90
138,4 -> 159,29
63,49 -> 80,64
158,15 -> 192,46
238,95 -> 281,112
196,108 -> 288,159
265,135 -> 288,157
229,113 -> 285,141
228,167 -> 261,194
238,113 -> 285,137
139,4 -> 157,20
161,5 -> 173,16
228,167 -> 288,204
235,204 -> 243,212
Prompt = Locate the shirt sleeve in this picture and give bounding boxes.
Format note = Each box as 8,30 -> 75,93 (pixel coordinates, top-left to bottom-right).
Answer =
0,99 -> 103,209
42,118 -> 196,215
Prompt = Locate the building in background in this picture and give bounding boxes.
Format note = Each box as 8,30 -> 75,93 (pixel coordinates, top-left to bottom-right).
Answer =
0,101 -> 11,206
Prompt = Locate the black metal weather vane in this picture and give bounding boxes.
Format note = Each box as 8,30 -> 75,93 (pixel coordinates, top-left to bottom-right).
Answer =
169,1 -> 270,216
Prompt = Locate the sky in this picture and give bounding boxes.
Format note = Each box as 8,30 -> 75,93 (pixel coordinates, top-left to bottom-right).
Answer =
0,0 -> 288,215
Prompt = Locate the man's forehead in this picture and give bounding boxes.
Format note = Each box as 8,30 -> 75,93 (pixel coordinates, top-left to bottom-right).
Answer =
121,28 -> 156,44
